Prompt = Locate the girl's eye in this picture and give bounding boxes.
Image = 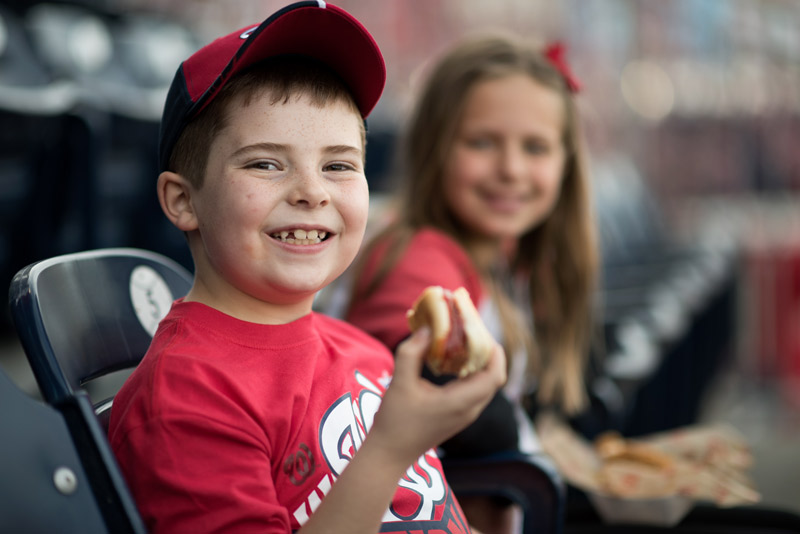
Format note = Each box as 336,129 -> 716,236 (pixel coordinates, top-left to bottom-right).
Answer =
465,137 -> 493,150
523,140 -> 549,155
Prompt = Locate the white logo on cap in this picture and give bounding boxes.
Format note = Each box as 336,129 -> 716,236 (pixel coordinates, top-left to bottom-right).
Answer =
240,26 -> 258,40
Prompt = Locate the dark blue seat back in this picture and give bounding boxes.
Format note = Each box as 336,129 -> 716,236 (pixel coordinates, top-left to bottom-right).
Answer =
0,364 -> 146,533
9,248 -> 192,406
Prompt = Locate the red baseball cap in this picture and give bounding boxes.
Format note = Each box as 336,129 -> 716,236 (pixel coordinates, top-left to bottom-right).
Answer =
158,0 -> 386,172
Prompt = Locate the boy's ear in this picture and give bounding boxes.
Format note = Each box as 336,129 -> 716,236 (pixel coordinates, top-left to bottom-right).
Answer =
157,171 -> 198,231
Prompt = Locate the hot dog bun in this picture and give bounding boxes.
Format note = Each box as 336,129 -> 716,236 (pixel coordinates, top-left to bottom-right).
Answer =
406,286 -> 493,377
595,431 -> 675,470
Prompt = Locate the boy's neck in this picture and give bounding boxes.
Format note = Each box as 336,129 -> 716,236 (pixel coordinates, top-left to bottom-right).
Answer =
184,284 -> 315,325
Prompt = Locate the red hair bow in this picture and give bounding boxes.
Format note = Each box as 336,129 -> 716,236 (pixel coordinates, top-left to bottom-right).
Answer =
544,42 -> 581,93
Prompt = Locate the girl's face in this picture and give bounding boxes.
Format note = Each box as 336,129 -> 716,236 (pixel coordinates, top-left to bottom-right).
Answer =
442,74 -> 567,242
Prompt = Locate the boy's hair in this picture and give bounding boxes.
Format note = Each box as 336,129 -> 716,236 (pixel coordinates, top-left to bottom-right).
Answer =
170,56 -> 365,188
157,1 -> 385,175
355,32 -> 598,414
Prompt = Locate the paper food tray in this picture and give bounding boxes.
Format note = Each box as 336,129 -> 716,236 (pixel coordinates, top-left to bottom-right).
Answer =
588,492 -> 694,526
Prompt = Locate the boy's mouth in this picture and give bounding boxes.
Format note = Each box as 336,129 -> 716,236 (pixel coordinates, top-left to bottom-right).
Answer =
270,229 -> 329,245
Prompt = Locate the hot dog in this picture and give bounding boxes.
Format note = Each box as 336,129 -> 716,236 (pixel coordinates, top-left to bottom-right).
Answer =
406,286 -> 493,377
595,431 -> 676,470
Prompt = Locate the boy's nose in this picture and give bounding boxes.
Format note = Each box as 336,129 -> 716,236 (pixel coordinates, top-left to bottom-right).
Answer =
288,171 -> 330,208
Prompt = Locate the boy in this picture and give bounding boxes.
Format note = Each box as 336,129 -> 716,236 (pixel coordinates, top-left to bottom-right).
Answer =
108,2 -> 506,533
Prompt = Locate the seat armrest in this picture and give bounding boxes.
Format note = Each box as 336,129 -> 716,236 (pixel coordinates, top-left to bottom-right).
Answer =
442,451 -> 565,534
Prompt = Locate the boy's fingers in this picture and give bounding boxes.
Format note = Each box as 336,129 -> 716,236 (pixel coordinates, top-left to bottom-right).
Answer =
484,343 -> 507,385
396,332 -> 505,389
445,344 -> 506,397
394,327 -> 430,377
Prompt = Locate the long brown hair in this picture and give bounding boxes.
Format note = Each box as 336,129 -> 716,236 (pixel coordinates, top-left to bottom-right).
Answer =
355,32 -> 598,414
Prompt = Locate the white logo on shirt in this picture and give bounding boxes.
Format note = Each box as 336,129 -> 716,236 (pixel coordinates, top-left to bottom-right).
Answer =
292,372 -> 447,525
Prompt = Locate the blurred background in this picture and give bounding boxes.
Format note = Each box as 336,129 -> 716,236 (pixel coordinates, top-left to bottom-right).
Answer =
0,0 -> 798,515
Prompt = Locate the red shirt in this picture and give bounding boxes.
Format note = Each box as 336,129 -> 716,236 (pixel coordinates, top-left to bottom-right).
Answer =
109,300 -> 470,533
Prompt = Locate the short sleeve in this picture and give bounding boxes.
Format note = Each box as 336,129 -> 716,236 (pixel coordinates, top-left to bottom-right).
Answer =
110,358 -> 290,534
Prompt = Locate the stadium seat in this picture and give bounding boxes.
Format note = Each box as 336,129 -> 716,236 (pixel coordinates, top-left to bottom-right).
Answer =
0,362 -> 146,533
8,248 -> 192,428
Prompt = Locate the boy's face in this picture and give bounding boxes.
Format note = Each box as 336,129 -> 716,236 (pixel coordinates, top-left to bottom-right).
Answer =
184,91 -> 368,320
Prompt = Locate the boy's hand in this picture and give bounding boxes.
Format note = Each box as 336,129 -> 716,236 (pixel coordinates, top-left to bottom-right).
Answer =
369,326 -> 507,469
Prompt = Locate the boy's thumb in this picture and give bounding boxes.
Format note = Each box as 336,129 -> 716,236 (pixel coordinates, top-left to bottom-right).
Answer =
394,327 -> 431,374
408,326 -> 431,346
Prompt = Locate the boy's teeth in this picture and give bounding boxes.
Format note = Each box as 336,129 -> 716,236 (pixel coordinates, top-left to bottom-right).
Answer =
272,229 -> 327,245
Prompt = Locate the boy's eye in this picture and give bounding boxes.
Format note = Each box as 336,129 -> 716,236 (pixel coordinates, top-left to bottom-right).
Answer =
249,160 -> 280,171
324,162 -> 356,172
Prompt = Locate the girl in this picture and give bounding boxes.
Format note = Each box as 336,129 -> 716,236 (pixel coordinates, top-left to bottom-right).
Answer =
345,32 -> 598,532
340,30 -> 800,534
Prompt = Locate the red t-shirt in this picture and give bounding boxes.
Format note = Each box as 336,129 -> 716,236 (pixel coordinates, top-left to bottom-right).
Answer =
347,228 -> 484,350
109,300 -> 470,533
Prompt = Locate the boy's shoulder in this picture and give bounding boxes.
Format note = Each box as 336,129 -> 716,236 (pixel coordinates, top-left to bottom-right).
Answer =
312,312 -> 393,356
159,302 -> 389,356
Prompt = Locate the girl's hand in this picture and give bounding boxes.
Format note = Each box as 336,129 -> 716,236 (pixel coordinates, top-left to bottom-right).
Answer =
369,327 -> 507,469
